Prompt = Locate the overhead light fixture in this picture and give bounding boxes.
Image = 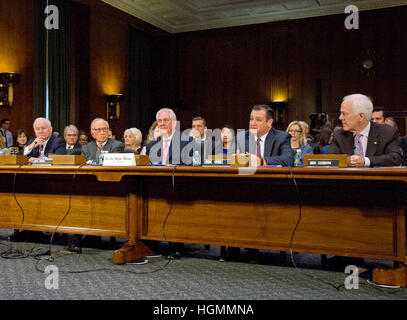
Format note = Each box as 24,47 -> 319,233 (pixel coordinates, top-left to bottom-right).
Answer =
106,94 -> 123,120
0,72 -> 21,108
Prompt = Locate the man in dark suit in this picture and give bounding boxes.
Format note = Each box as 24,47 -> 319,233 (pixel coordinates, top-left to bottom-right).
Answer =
145,108 -> 195,165
236,104 -> 294,167
328,94 -> 402,167
63,124 -> 82,155
81,118 -> 125,161
24,117 -> 67,160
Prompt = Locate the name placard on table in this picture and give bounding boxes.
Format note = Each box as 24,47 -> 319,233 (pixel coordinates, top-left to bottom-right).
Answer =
103,153 -> 136,166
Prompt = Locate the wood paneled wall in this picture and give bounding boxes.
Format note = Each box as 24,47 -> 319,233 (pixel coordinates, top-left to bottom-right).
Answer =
2,2 -> 406,140
0,0 -> 34,138
173,6 -> 407,134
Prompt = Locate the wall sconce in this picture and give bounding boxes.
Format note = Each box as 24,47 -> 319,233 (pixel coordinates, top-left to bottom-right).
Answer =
0,72 -> 21,108
106,94 -> 123,120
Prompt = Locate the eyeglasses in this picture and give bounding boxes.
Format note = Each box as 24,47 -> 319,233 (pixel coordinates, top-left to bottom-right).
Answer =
288,130 -> 301,133
92,127 -> 108,132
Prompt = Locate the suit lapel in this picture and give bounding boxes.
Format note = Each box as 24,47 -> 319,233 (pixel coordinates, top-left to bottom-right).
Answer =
45,135 -> 55,154
264,129 -> 275,157
366,123 -> 379,156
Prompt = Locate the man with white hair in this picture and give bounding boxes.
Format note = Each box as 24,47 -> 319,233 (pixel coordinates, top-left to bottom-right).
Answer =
328,94 -> 401,167
24,117 -> 67,159
145,108 -> 194,165
81,118 -> 125,161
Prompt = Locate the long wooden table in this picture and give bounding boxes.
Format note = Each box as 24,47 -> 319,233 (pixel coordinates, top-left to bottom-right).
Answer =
0,165 -> 406,267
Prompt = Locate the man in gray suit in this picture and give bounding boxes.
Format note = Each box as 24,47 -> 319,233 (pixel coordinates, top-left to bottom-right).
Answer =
81,118 -> 125,161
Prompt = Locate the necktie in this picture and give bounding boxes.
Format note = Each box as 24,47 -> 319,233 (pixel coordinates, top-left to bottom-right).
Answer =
39,144 -> 44,157
354,133 -> 364,157
97,144 -> 101,151
256,137 -> 262,158
162,138 -> 169,164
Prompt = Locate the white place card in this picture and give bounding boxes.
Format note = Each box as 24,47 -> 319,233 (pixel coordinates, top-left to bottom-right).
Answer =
103,153 -> 136,166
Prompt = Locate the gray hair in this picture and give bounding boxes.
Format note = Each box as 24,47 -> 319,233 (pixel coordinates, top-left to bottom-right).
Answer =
33,117 -> 52,129
64,124 -> 79,136
90,118 -> 110,130
156,108 -> 177,121
342,94 -> 373,121
124,127 -> 143,145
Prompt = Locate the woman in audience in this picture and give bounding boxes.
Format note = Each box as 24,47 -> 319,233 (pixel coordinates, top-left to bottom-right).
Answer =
286,121 -> 313,157
145,121 -> 159,145
316,127 -> 333,154
220,125 -> 236,155
78,131 -> 89,145
123,127 -> 144,154
9,129 -> 29,154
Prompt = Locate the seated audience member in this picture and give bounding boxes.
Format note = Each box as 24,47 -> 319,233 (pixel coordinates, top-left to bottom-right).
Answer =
236,104 -> 294,167
190,116 -> 215,160
81,118 -> 125,161
1,118 -> 13,147
145,108 -> 194,165
9,129 -> 29,155
371,106 -> 385,124
286,121 -> 313,158
316,127 -> 333,154
144,121 -> 158,145
108,128 -> 116,140
219,125 -> 236,155
24,117 -> 67,160
63,125 -> 82,155
328,94 -> 402,167
123,127 -> 143,154
384,117 -> 407,166
298,120 -> 319,154
78,131 -> 89,145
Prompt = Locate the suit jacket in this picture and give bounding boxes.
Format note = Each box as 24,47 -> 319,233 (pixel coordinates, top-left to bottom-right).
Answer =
27,135 -> 67,158
328,122 -> 402,167
81,138 -> 125,161
65,142 -> 83,155
145,132 -> 195,165
236,128 -> 295,166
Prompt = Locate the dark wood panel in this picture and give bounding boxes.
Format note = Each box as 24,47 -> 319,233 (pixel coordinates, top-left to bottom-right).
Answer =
0,0 -> 34,137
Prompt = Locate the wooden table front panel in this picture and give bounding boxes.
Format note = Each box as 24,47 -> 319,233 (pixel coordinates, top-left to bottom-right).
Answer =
0,174 -> 129,237
139,177 -> 405,262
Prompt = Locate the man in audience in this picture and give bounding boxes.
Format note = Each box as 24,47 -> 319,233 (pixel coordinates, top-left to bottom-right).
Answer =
190,116 -> 214,162
371,106 -> 385,124
236,104 -> 294,167
24,117 -> 66,159
63,124 -> 82,155
145,108 -> 194,165
328,94 -> 401,167
1,118 -> 14,147
385,116 -> 407,166
81,118 -> 125,161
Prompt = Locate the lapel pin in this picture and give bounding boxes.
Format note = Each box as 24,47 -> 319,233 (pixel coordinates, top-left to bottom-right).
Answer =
373,141 -> 377,145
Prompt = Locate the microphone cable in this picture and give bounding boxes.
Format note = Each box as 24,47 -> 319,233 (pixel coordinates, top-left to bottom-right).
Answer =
36,163 -> 86,261
287,165 -> 343,291
12,162 -> 30,227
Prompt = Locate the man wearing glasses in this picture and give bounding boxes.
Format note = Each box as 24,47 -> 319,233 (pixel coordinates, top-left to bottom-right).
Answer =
81,118 -> 125,161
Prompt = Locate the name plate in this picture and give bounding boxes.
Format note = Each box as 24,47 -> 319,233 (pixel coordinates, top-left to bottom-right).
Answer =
303,154 -> 348,167
307,159 -> 339,167
103,153 -> 135,166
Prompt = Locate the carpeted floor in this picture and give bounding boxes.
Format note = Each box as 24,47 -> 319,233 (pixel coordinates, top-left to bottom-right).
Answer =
0,228 -> 406,300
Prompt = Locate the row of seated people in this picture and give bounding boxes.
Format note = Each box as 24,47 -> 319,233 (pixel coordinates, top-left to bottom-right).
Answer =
7,93 -> 406,259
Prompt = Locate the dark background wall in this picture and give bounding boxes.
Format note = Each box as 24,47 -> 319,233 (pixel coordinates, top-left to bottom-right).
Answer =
0,1 -> 406,140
